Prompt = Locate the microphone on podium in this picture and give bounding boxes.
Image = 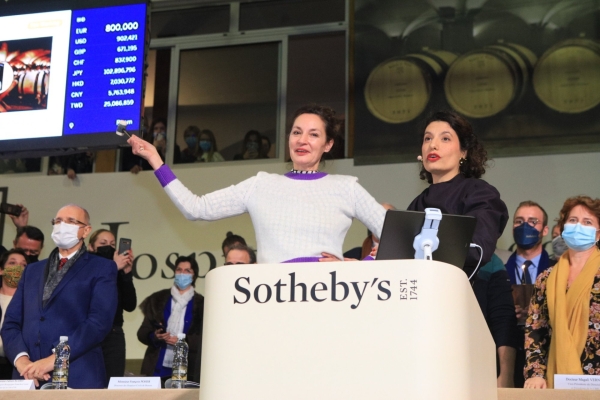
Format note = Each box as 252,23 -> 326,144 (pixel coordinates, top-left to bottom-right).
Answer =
116,120 -> 131,138
417,155 -> 422,161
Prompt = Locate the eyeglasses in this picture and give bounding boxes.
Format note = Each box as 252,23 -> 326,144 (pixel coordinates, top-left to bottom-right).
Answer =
224,262 -> 246,265
51,218 -> 87,227
513,218 -> 540,227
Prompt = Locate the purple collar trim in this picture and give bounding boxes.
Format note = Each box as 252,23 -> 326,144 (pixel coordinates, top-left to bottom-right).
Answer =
284,171 -> 328,180
282,257 -> 322,263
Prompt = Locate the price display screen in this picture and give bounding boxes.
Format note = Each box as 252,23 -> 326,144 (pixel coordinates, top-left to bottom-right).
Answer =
0,1 -> 147,153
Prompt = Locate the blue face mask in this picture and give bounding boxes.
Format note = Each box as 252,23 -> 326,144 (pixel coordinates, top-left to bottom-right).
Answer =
174,273 -> 193,290
562,223 -> 599,252
185,137 -> 198,149
513,223 -> 541,250
199,140 -> 211,152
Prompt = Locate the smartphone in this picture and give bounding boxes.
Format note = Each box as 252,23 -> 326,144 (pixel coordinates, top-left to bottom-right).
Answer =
0,203 -> 22,217
152,321 -> 165,333
118,238 -> 132,255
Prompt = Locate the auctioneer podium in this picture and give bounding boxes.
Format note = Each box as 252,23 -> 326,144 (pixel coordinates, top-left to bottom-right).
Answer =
200,260 -> 497,399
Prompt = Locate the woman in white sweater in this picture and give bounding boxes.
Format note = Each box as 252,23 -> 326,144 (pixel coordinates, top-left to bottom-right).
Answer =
128,105 -> 386,263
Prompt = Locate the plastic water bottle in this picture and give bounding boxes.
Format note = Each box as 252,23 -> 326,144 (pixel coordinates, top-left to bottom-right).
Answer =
52,336 -> 70,389
171,333 -> 189,389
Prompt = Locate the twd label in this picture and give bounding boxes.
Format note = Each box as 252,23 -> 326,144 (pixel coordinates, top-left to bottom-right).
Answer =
233,271 -> 418,309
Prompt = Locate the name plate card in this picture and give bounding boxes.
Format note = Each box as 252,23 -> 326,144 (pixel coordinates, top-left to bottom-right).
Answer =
108,377 -> 161,389
555,374 -> 600,390
0,380 -> 35,390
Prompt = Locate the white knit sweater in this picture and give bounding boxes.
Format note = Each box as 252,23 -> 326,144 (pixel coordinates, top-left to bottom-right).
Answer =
162,172 -> 386,263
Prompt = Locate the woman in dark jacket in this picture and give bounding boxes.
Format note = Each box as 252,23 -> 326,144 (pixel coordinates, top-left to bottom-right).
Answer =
137,256 -> 204,385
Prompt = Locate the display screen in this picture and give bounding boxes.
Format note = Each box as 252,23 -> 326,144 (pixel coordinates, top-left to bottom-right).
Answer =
0,0 -> 147,155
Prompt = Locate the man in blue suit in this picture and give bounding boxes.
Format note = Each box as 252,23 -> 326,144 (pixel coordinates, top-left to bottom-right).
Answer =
1,204 -> 117,388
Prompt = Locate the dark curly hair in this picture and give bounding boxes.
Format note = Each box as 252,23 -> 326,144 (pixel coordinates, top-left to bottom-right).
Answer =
290,104 -> 342,161
418,110 -> 488,184
557,196 -> 600,239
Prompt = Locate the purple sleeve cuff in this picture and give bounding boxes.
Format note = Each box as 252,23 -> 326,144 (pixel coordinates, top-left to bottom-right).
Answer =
362,255 -> 375,261
154,164 -> 177,187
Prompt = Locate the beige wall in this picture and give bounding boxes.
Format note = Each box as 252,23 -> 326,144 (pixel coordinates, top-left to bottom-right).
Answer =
2,151 -> 599,359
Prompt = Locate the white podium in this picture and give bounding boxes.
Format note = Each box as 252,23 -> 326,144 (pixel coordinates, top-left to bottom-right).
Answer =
200,260 -> 497,399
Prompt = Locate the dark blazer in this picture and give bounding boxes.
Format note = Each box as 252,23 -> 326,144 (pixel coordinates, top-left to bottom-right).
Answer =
137,289 -> 204,382
1,251 -> 118,389
505,249 -> 555,285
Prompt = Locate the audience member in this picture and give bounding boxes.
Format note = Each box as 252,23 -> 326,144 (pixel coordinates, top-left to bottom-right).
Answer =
221,232 -> 247,257
179,125 -> 201,163
260,135 -> 271,158
137,256 -> 204,385
224,243 -> 256,265
13,226 -> 44,265
0,159 -> 26,174
128,104 -> 385,263
506,201 -> 555,285
198,129 -> 224,162
233,130 -> 264,160
0,249 -> 27,379
1,204 -> 118,388
524,195 -> 600,389
48,152 -> 95,180
88,229 -> 136,385
122,118 -> 181,173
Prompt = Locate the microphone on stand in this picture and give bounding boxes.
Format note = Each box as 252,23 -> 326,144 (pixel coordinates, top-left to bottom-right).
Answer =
115,120 -> 131,138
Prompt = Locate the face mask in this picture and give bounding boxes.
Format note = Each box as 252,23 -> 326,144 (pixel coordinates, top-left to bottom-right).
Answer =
552,235 -> 568,258
562,223 -> 599,252
513,223 -> 541,250
25,254 -> 39,264
174,273 -> 193,290
95,245 -> 115,260
51,222 -> 81,249
199,140 -> 211,152
247,142 -> 259,152
185,137 -> 198,149
3,264 -> 24,288
154,131 -> 166,142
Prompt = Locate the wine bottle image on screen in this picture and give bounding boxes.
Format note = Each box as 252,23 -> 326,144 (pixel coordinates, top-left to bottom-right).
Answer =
52,336 -> 70,389
171,333 -> 189,389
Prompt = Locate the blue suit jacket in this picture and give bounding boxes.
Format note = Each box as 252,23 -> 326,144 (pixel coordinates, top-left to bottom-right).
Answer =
1,251 -> 118,388
505,249 -> 555,285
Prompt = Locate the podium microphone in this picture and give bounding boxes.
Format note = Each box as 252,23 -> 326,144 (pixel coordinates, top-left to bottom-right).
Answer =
116,120 -> 131,138
417,155 -> 422,161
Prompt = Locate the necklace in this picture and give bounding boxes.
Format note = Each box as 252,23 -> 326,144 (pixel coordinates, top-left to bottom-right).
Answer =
290,169 -> 319,174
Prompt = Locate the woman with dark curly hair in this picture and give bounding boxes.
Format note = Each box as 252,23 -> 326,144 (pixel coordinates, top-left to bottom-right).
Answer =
407,111 -> 516,387
408,110 -> 509,272
127,104 -> 386,263
524,196 -> 600,389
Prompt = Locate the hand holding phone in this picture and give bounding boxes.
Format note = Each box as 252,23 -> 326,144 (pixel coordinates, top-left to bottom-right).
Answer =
0,203 -> 22,217
118,238 -> 132,255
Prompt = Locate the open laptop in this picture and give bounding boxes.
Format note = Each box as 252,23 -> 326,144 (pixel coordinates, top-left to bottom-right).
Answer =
376,209 -> 477,269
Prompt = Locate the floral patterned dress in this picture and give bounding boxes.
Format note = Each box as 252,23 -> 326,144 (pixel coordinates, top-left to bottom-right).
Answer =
524,267 -> 600,379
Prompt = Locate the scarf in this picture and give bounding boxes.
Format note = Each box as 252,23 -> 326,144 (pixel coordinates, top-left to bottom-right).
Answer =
162,285 -> 194,368
42,246 -> 86,306
546,248 -> 600,388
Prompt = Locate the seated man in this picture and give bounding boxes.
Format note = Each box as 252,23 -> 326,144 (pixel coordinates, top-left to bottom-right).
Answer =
1,204 -> 117,388
224,243 -> 257,265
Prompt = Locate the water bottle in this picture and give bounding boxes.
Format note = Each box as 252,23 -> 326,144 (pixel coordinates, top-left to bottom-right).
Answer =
171,333 -> 189,389
52,336 -> 70,389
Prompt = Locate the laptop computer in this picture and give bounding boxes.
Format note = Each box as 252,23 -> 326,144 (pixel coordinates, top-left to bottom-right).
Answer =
376,209 -> 477,269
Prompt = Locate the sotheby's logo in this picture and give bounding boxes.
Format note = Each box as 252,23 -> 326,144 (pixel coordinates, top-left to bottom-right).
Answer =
234,271 -> 418,309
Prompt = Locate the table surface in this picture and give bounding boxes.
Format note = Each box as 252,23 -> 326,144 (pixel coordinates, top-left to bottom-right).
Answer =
0,388 -> 598,400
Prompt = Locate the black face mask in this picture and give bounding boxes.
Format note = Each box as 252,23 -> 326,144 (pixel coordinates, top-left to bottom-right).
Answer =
95,245 -> 115,260
25,254 -> 39,264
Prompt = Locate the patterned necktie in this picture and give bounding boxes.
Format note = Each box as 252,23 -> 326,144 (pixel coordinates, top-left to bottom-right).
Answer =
58,258 -> 68,271
521,260 -> 533,284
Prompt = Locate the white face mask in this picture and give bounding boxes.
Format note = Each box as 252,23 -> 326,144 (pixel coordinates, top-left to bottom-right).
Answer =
51,222 -> 81,249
